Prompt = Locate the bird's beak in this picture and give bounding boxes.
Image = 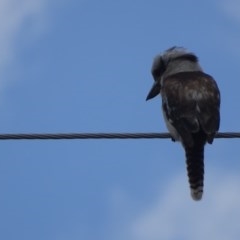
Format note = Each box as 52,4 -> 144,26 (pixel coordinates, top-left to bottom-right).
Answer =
146,82 -> 161,101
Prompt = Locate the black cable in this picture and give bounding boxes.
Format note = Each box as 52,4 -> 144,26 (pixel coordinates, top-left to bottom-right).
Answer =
0,132 -> 238,140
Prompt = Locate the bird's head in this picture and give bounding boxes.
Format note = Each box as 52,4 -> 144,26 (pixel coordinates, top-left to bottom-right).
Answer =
146,46 -> 201,101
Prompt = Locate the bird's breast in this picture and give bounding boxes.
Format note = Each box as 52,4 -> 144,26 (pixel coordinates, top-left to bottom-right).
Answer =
161,106 -> 180,141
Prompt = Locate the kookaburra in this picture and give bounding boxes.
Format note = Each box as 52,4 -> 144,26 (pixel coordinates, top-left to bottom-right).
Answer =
146,47 -> 220,200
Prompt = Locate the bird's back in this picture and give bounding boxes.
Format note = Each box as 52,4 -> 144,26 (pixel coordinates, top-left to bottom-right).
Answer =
161,71 -> 220,146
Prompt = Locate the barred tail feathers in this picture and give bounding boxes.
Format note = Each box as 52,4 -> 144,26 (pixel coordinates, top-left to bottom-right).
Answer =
185,143 -> 205,201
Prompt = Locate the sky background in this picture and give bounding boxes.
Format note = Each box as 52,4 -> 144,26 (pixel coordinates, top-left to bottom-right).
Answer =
0,0 -> 240,239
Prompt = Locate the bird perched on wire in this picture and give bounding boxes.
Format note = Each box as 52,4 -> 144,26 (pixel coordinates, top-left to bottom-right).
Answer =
146,47 -> 220,200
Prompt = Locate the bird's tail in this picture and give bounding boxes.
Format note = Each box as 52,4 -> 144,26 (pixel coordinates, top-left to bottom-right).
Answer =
184,133 -> 205,201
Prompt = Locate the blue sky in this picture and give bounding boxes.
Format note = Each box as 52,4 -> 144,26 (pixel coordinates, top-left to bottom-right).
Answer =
0,0 -> 240,239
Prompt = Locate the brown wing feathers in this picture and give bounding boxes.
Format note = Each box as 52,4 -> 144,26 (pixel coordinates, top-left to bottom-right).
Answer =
162,71 -> 220,200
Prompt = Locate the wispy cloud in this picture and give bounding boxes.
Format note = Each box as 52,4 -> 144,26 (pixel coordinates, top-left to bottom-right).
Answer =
0,0 -> 47,84
112,169 -> 240,240
220,0 -> 240,23
215,0 -> 240,57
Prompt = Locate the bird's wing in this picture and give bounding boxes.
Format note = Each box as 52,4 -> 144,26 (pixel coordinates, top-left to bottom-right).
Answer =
161,71 -> 220,147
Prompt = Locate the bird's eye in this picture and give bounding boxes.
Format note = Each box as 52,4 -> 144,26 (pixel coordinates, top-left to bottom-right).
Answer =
152,58 -> 166,80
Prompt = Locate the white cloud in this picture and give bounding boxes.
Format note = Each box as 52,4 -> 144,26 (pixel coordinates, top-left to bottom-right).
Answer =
217,0 -> 240,57
220,0 -> 240,23
0,0 -> 47,82
115,169 -> 240,240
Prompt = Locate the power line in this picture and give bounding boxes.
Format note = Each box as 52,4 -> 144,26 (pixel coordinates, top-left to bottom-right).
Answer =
0,132 -> 239,140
